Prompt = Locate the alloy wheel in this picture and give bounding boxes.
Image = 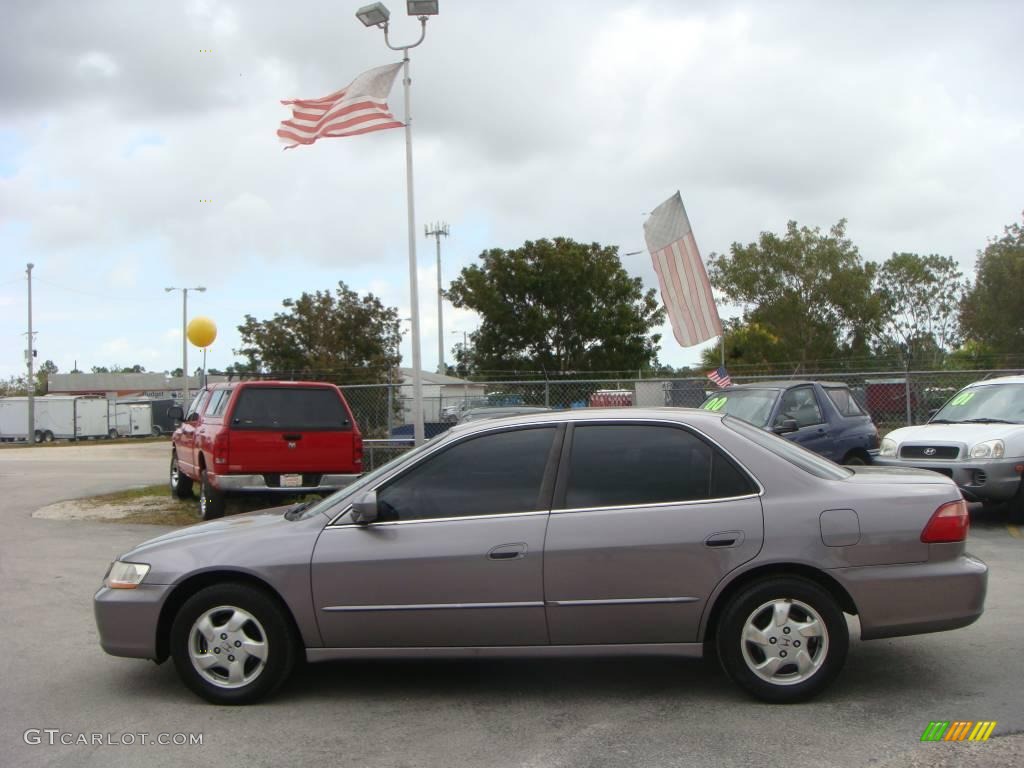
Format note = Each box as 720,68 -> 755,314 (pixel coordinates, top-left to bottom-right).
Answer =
188,606 -> 269,689
740,598 -> 829,685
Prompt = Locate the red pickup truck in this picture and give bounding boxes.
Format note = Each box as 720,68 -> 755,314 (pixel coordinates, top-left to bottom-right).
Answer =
168,381 -> 363,519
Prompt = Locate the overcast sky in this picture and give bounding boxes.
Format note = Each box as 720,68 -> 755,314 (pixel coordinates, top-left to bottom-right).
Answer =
1,0 -> 1021,380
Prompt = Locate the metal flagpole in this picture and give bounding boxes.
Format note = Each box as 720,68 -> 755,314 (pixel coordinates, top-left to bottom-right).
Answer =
383,16 -> 429,445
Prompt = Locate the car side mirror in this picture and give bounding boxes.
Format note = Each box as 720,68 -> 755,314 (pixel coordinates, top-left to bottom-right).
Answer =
350,490 -> 379,525
773,418 -> 799,434
167,406 -> 184,422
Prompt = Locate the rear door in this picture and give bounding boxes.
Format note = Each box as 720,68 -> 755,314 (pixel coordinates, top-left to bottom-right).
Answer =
543,421 -> 764,645
225,385 -> 355,473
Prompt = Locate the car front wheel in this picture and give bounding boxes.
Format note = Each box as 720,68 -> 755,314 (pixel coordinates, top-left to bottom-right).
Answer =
199,470 -> 226,520
716,576 -> 848,703
170,583 -> 295,705
170,454 -> 194,499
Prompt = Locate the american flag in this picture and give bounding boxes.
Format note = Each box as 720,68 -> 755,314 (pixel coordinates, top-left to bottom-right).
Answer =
643,192 -> 723,347
277,63 -> 403,149
706,366 -> 732,388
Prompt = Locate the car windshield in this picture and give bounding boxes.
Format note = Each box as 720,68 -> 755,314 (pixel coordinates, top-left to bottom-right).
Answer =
932,383 -> 1024,424
723,415 -> 852,480
700,388 -> 779,428
291,432 -> 448,520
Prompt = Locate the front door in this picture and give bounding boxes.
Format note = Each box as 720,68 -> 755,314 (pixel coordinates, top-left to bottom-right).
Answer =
544,422 -> 764,645
776,386 -> 832,458
312,425 -> 561,648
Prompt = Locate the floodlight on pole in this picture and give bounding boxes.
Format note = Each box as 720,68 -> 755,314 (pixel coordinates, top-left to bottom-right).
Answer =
356,1 -> 438,445
166,286 -> 207,406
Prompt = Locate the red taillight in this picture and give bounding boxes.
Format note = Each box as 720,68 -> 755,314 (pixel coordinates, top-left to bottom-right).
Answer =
921,499 -> 970,543
213,430 -> 230,465
353,433 -> 363,469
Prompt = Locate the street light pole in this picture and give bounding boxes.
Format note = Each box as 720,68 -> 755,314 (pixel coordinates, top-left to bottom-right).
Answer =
26,263 -> 34,443
165,286 -> 206,406
357,1 -> 438,445
425,222 -> 449,374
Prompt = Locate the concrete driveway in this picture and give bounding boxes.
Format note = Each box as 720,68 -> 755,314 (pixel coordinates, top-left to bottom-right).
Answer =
1,442 -> 1022,767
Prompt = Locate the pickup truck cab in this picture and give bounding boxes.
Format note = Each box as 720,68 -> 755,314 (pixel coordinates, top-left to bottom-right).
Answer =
700,381 -> 879,465
169,381 -> 362,520
874,374 -> 1024,519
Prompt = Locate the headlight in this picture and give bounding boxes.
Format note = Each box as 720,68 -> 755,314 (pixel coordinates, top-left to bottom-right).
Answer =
104,561 -> 151,589
879,437 -> 897,457
969,439 -> 1005,459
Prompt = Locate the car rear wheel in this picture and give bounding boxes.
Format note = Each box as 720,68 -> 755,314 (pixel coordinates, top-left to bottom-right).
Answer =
199,470 -> 226,520
716,576 -> 848,703
170,454 -> 194,499
170,583 -> 295,705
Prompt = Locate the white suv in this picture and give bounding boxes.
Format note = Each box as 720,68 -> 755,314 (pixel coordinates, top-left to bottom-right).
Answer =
874,374 -> 1024,519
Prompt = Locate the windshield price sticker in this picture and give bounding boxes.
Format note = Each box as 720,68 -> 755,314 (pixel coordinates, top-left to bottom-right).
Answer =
703,397 -> 728,412
949,392 -> 976,406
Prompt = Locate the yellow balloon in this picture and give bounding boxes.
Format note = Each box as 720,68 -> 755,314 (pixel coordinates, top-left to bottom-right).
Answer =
187,316 -> 217,348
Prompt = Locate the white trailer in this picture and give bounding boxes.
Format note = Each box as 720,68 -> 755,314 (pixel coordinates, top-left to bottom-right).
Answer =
112,402 -> 153,437
0,396 -> 113,442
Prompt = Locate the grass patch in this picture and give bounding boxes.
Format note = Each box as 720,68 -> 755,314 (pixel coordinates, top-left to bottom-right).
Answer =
83,484 -> 175,506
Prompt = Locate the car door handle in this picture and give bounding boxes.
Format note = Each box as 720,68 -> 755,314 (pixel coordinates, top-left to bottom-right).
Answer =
704,531 -> 744,548
488,543 -> 527,560
283,433 -> 303,441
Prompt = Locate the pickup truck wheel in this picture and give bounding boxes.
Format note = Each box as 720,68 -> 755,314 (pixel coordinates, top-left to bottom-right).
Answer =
716,577 -> 848,703
170,454 -> 194,499
170,583 -> 295,705
199,470 -> 226,520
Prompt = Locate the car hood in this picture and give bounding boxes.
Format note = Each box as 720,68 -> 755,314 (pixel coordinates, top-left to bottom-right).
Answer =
844,466 -> 956,484
886,422 -> 1024,450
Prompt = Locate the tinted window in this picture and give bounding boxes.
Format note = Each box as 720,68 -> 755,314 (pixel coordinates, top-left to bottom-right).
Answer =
724,416 -> 852,480
205,390 -> 226,417
209,389 -> 232,417
230,387 -> 350,430
824,386 -> 865,417
777,386 -> 823,428
376,427 -> 556,522
563,424 -> 754,509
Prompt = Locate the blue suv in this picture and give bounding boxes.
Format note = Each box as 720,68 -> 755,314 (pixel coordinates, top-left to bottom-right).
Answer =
701,381 -> 880,465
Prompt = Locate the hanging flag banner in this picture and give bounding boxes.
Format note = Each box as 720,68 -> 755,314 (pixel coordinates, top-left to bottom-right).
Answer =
643,192 -> 723,347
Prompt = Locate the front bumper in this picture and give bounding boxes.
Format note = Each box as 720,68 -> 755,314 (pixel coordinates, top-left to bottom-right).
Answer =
834,553 -> 988,640
873,455 -> 1023,502
209,473 -> 360,494
94,584 -> 173,659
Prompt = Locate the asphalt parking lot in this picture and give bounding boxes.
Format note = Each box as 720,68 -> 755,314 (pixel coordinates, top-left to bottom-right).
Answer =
1,442 -> 1022,767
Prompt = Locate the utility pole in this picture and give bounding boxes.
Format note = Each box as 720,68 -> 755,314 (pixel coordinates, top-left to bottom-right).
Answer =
425,222 -> 449,374
26,263 -> 35,443
165,286 -> 206,406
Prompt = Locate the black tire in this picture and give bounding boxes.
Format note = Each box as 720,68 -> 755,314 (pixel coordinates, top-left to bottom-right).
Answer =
152,425 -> 163,437
716,576 -> 848,703
843,452 -> 868,466
107,428 -> 118,440
1008,480 -> 1024,525
33,430 -> 43,444
43,430 -> 54,443
169,453 -> 194,499
170,583 -> 296,705
199,470 -> 226,520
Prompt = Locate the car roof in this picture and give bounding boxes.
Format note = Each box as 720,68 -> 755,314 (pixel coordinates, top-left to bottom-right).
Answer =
207,380 -> 335,390
447,406 -> 725,436
716,380 -> 843,392
965,374 -> 1024,387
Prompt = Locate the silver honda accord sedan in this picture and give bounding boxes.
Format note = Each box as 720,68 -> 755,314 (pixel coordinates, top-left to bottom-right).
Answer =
94,408 -> 987,705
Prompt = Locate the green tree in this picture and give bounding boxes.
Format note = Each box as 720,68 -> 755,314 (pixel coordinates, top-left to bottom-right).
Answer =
700,319 -> 788,371
707,220 -> 880,369
874,253 -> 965,369
960,214 -> 1024,358
0,375 -> 29,397
35,360 -> 58,394
447,238 -> 665,375
235,281 -> 401,385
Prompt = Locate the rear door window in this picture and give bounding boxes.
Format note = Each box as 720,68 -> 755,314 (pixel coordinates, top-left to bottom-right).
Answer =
230,387 -> 351,431
205,390 -> 226,418
209,389 -> 232,417
561,424 -> 757,509
823,386 -> 865,417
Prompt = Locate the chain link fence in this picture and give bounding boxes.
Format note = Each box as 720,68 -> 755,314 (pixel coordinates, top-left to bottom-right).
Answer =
333,368 -> 1024,441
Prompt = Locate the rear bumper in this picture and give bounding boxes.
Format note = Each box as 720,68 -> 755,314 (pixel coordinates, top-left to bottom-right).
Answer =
833,554 -> 988,640
873,456 -> 1023,502
94,584 -> 172,659
209,473 -> 360,493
